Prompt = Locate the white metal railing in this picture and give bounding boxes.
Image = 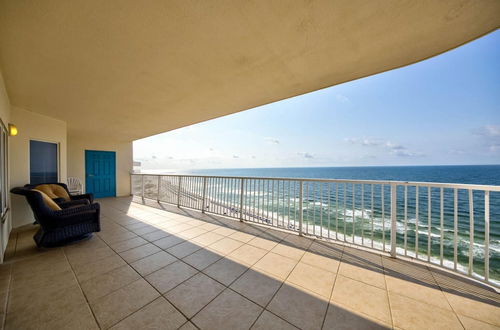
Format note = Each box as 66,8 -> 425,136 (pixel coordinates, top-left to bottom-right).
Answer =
131,173 -> 500,287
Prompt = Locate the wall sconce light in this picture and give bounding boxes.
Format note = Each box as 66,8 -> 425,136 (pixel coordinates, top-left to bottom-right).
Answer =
8,124 -> 18,136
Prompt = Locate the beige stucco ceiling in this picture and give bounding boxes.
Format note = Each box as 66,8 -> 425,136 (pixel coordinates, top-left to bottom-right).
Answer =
0,1 -> 499,141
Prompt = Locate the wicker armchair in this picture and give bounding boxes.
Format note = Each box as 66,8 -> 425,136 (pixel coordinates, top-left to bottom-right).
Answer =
11,187 -> 100,247
24,182 -> 94,205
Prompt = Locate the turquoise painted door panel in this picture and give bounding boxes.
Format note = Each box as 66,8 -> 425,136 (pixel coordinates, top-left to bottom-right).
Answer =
85,150 -> 116,198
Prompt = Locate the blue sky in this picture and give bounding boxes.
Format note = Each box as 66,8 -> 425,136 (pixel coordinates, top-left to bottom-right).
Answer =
134,30 -> 500,170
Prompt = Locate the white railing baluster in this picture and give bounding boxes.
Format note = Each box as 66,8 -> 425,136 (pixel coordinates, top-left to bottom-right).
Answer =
382,184 -> 385,252
352,183 -> 355,244
468,189 -> 474,276
428,186 -> 431,262
416,185 -> 419,259
361,184 -> 364,246
485,190 -> 490,282
390,183 -> 397,257
141,175 -> 145,200
299,181 -> 303,236
404,185 -> 408,256
454,188 -> 458,270
440,187 -> 444,266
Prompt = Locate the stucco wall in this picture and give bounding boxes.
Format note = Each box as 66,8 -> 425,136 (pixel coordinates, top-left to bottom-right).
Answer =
9,107 -> 67,228
0,70 -> 11,261
67,135 -> 132,197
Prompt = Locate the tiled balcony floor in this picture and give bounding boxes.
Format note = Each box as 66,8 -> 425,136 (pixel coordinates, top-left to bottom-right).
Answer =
1,197 -> 499,330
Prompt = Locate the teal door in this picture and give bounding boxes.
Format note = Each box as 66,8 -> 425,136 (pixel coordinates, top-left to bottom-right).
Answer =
85,150 -> 116,198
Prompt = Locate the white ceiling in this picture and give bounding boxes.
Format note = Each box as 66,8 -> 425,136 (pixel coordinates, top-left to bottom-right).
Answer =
0,0 -> 499,141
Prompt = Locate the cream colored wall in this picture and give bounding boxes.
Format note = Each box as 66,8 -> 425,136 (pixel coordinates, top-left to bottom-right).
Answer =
67,135 -> 132,197
10,107 -> 67,228
0,70 -> 11,261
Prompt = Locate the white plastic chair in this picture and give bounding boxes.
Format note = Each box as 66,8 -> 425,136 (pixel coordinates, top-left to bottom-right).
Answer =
67,177 -> 83,195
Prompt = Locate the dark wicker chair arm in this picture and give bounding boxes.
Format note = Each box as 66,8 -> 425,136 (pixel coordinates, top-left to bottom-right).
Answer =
53,202 -> 100,217
58,199 -> 90,209
71,193 -> 94,203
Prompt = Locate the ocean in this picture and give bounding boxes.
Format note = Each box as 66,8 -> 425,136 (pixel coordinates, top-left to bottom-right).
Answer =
138,165 -> 500,283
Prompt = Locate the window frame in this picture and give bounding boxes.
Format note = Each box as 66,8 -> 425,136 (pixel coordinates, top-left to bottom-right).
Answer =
0,120 -> 8,223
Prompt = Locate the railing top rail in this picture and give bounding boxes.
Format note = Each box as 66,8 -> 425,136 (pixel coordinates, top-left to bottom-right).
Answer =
131,172 -> 500,192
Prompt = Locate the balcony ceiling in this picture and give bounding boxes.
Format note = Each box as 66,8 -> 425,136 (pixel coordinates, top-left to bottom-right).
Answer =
0,1 -> 499,141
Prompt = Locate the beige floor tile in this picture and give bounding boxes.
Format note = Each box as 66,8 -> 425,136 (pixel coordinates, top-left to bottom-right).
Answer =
248,236 -> 279,251
251,311 -> 298,330
140,229 -> 170,242
458,314 -> 500,330
280,234 -> 314,250
131,224 -> 159,236
212,227 -> 237,236
110,297 -> 186,330
74,254 -> 126,282
145,260 -> 198,293
228,244 -> 268,265
307,241 -> 343,260
178,321 -> 198,330
339,261 -> 386,289
444,291 -> 500,327
165,223 -> 193,234
287,262 -> 335,298
66,245 -> 117,266
108,236 -> 149,253
229,231 -> 258,243
389,292 -> 463,330
204,257 -> 249,286
100,231 -> 139,245
271,243 -> 306,261
301,251 -> 340,273
253,253 -> 297,279
119,243 -> 161,263
182,248 -> 223,270
209,237 -> 244,255
323,302 -> 391,330
6,285 -> 89,329
166,241 -> 202,258
165,272 -> 225,317
385,273 -> 451,310
80,265 -> 141,302
191,231 -> 225,246
178,227 -> 207,239
331,275 -> 391,325
130,251 -> 177,276
91,278 -> 160,329
267,283 -> 329,330
192,289 -> 263,330
153,235 -> 186,249
230,268 -> 283,307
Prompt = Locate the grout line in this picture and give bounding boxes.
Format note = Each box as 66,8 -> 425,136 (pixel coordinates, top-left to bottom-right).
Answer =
381,256 -> 396,329
428,267 -> 466,330
62,245 -> 102,329
320,246 -> 344,329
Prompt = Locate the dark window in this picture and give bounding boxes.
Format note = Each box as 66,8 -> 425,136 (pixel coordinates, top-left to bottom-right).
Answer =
30,140 -> 58,184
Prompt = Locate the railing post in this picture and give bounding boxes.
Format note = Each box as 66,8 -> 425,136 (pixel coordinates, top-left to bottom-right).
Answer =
299,181 -> 303,236
239,178 -> 245,221
177,176 -> 182,207
156,175 -> 161,202
141,175 -> 145,201
390,183 -> 397,257
201,177 -> 207,213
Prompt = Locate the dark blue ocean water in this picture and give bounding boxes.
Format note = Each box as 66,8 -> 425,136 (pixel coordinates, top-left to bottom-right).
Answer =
182,165 -> 500,186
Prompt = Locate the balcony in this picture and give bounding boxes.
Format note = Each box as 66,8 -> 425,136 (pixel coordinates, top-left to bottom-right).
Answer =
1,195 -> 499,329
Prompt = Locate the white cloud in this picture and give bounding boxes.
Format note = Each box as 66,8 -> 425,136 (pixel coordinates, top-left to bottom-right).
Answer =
232,155 -> 239,159
336,94 -> 350,103
345,137 -> 423,157
264,137 -> 280,144
297,152 -> 314,159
